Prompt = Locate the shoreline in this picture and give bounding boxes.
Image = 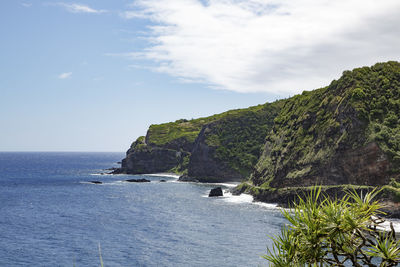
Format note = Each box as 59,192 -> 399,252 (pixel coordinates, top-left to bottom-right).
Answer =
101,170 -> 400,231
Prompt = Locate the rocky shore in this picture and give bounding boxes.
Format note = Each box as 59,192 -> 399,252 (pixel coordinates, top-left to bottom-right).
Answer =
231,183 -> 400,218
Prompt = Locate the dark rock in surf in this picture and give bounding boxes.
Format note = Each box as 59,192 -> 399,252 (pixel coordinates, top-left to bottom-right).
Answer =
209,187 -> 223,197
89,181 -> 102,184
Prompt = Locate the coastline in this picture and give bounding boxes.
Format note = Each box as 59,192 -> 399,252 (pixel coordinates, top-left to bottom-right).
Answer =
105,170 -> 400,232
111,171 -> 400,219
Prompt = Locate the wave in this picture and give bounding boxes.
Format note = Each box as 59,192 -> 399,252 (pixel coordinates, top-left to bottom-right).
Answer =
79,181 -> 125,186
221,192 -> 254,204
89,173 -> 113,176
374,217 -> 400,233
203,190 -> 280,210
205,182 -> 240,188
143,173 -> 181,179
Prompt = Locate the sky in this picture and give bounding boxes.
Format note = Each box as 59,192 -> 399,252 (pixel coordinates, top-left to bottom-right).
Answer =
1,0 -> 399,152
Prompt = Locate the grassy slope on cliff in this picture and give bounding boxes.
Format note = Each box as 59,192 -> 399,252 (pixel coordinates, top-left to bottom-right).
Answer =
146,118 -> 213,147
251,61 -> 400,187
145,103 -> 280,148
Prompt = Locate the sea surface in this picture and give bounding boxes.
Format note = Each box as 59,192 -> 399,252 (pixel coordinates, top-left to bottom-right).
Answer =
0,152 -> 286,266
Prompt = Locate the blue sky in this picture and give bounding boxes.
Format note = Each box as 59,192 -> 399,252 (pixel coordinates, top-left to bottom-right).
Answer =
1,1 -> 399,151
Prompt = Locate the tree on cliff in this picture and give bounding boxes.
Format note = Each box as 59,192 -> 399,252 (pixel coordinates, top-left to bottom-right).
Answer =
265,187 -> 400,266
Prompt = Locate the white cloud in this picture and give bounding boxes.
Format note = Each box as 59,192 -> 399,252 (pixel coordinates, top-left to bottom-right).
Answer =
58,72 -> 72,79
123,0 -> 400,94
21,3 -> 32,8
55,3 -> 106,14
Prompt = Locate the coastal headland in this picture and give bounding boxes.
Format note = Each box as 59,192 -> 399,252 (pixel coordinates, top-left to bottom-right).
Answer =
113,61 -> 400,217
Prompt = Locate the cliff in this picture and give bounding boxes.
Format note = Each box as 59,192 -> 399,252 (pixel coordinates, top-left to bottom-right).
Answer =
251,61 -> 400,188
115,61 -> 400,190
185,101 -> 282,182
114,103 -> 282,181
113,117 -> 209,174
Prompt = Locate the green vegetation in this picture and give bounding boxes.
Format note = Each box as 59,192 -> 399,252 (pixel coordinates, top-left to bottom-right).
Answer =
123,61 -> 400,183
147,118 -> 211,146
204,101 -> 283,176
129,136 -> 147,152
140,102 -> 284,177
168,154 -> 190,175
146,102 -> 281,150
265,187 -> 400,266
252,61 -> 400,186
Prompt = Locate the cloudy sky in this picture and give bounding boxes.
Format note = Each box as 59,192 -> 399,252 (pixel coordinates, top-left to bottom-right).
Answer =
1,0 -> 399,151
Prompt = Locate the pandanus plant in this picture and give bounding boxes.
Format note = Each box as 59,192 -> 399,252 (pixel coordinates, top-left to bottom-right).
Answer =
265,187 -> 400,266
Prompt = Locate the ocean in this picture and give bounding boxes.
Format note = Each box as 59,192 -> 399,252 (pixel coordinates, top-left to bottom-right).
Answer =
0,152 -> 286,266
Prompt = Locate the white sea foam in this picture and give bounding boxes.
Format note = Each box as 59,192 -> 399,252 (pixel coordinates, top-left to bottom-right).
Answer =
90,173 -> 112,176
80,181 -> 125,186
144,173 -> 181,179
253,201 -> 280,209
207,182 -> 240,188
374,218 -> 400,233
218,191 -> 280,210
222,192 -> 254,204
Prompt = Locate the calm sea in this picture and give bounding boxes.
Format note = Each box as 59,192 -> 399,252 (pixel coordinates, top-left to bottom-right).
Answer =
0,152 -> 285,266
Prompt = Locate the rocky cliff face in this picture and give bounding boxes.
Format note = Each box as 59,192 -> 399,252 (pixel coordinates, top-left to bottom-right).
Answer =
114,101 -> 282,179
114,133 -> 192,175
251,61 -> 400,188
185,102 -> 282,182
116,61 -> 400,188
185,123 -> 245,182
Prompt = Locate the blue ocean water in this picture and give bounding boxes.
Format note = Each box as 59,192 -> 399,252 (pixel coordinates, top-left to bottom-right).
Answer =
0,152 -> 285,266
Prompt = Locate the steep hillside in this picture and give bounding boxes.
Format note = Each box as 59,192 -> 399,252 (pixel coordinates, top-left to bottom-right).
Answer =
186,101 -> 282,182
115,61 -> 400,190
251,61 -> 400,188
115,102 -> 282,179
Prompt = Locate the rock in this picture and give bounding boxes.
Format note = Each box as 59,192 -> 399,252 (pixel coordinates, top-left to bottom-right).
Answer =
89,181 -> 102,184
178,175 -> 199,182
125,178 -> 151,183
209,187 -> 223,197
159,179 -> 167,182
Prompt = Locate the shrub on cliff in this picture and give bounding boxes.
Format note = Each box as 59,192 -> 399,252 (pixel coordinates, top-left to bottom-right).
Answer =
265,187 -> 400,266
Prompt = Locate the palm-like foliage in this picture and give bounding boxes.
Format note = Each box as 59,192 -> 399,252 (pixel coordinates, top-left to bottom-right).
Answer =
265,187 -> 400,266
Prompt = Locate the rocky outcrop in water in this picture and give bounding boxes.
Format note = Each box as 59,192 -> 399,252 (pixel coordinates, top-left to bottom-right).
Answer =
209,187 -> 223,197
125,178 -> 151,183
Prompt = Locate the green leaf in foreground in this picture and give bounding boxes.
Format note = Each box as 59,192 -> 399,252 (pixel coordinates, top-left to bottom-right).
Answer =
265,186 -> 400,266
